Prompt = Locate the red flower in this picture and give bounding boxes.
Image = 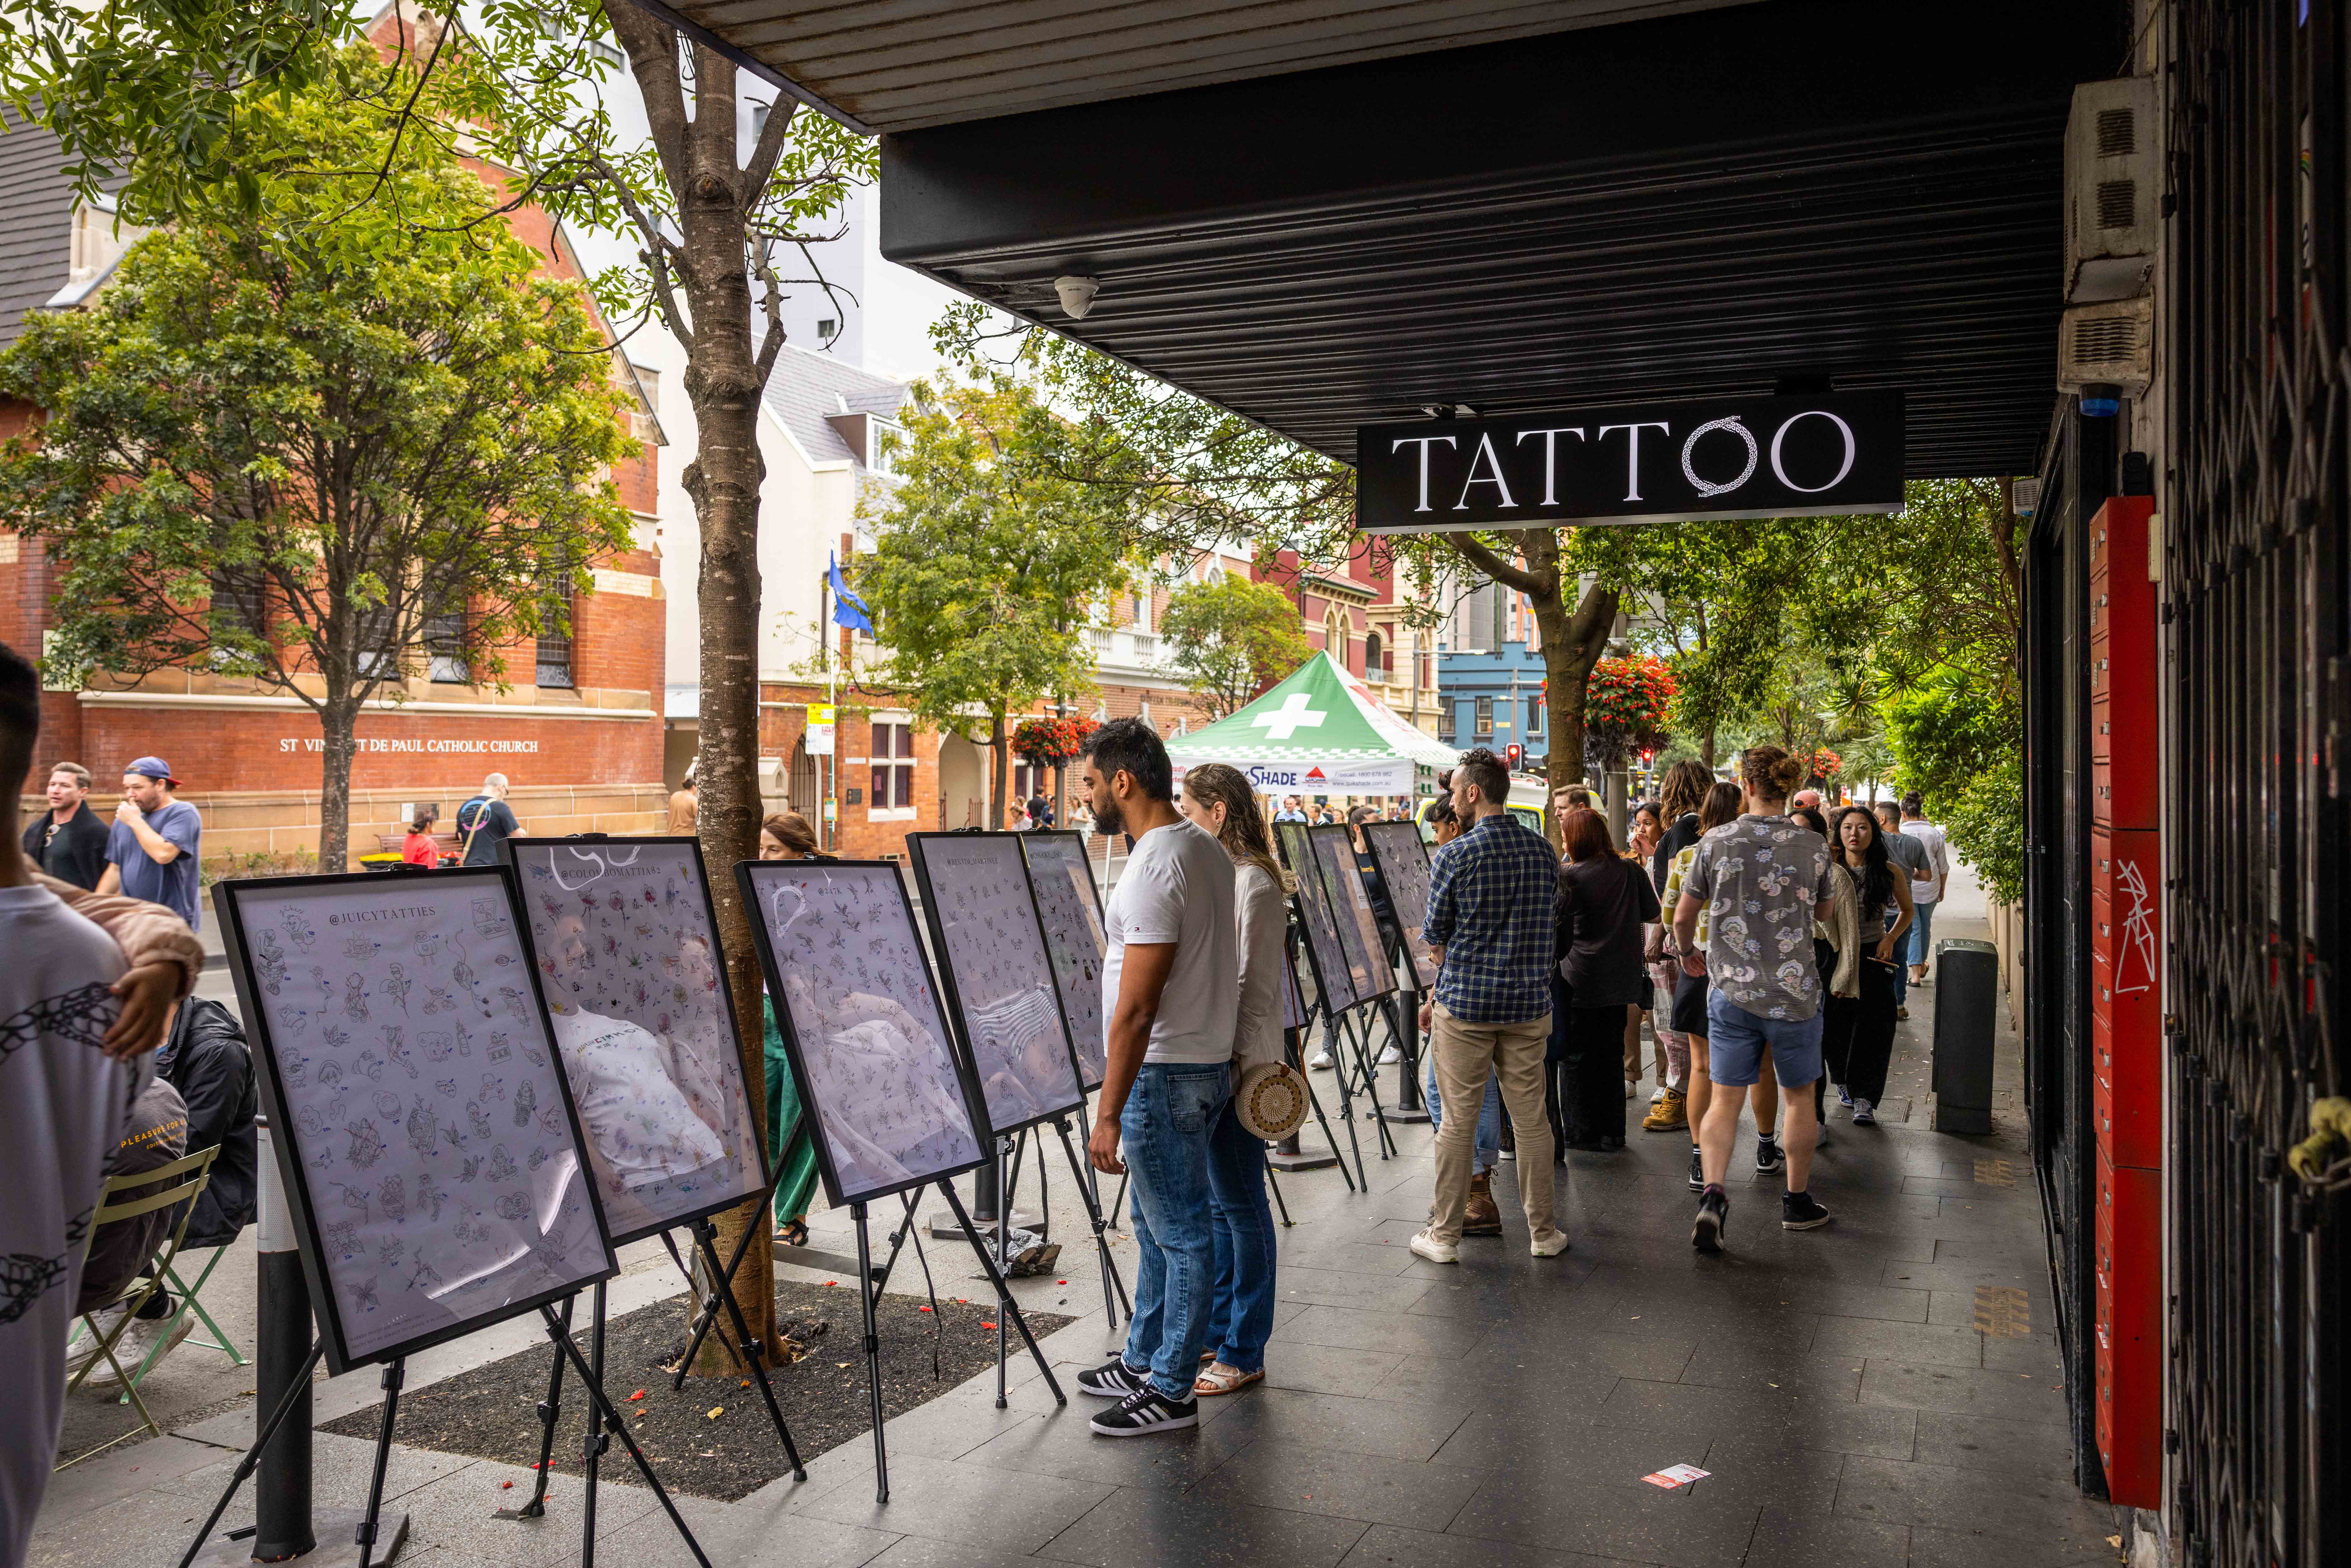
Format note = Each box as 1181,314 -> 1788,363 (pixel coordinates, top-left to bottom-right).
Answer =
1585,656 -> 1675,745
1012,715 -> 1099,766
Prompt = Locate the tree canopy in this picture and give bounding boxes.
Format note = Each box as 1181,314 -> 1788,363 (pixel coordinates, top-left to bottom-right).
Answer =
853,380 -> 1133,817
0,50 -> 638,868
1160,573 -> 1315,720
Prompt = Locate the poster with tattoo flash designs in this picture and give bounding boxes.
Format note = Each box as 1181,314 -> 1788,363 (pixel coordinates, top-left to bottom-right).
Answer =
737,860 -> 987,1207
1310,826 -> 1396,1001
908,834 -> 1088,1138
1277,822 -> 1359,1014
506,839 -> 767,1243
1015,831 -> 1108,1090
217,871 -> 613,1374
1364,822 -> 1441,987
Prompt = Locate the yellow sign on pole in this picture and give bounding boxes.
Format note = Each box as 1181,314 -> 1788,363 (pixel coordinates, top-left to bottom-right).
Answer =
807,704 -> 836,756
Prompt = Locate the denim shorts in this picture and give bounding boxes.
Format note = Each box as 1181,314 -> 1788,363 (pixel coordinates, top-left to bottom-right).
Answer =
1706,990 -> 1825,1089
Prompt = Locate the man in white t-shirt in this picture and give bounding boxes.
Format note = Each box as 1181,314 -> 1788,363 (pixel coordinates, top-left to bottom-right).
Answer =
1900,792 -> 1952,985
1076,718 -> 1237,1438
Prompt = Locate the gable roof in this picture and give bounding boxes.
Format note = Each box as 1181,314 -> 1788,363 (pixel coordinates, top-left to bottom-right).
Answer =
758,339 -> 912,468
0,105 -> 82,351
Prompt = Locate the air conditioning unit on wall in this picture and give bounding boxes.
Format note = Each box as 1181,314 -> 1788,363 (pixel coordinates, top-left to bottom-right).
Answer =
2058,296 -> 2154,394
2065,76 -> 2160,303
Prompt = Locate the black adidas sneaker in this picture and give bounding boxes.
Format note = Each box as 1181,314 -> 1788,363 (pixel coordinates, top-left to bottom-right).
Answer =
1088,1383 -> 1200,1437
1076,1358 -> 1149,1399
1692,1187 -> 1729,1254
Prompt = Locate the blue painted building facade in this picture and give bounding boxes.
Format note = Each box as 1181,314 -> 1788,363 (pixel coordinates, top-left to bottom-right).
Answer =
1435,576 -> 1549,768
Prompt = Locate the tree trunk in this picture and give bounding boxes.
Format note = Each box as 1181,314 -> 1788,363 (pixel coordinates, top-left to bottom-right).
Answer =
1702,724 -> 1718,769
989,709 -> 1009,830
317,697 -> 359,871
673,44 -> 781,1371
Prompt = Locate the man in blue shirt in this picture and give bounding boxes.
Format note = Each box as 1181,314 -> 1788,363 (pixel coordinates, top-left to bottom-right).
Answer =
1409,747 -> 1568,1263
97,756 -> 203,930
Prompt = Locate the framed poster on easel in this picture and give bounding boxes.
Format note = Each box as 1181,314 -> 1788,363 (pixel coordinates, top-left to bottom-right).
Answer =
1363,822 -> 1441,987
1014,829 -> 1109,1091
214,869 -> 617,1377
1275,821 -> 1360,1015
503,836 -> 770,1244
1306,823 -> 1398,1002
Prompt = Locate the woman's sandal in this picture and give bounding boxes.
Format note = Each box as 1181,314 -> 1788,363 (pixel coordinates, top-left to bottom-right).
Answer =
1193,1362 -> 1264,1397
778,1219 -> 810,1248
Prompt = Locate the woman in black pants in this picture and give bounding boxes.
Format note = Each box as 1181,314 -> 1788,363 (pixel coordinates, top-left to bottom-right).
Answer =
1820,805 -> 1914,1126
1554,807 -> 1659,1150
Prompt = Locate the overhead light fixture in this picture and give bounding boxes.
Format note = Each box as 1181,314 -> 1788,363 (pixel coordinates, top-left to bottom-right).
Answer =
1054,276 -> 1100,320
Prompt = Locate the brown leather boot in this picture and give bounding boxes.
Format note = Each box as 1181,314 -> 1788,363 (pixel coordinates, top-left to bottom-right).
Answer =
1463,1171 -> 1504,1235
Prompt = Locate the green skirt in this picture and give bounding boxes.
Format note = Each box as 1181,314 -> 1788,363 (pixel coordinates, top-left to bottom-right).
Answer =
762,997 -> 823,1226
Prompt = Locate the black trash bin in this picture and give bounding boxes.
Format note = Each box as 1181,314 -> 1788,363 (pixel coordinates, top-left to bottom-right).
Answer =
1931,938 -> 2000,1134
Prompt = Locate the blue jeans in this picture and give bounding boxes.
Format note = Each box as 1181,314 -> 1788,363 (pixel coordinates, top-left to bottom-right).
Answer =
1121,1062 -> 1231,1400
1427,1059 -> 1503,1170
1908,901 -> 1939,970
1202,1098 -> 1276,1374
1705,991 -> 1825,1090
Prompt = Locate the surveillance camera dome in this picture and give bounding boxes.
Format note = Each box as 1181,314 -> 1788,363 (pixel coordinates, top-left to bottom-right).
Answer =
1054,276 -> 1101,320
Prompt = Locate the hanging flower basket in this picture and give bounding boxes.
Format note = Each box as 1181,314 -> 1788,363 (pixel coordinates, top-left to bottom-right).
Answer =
1012,715 -> 1098,768
1584,656 -> 1675,751
1809,747 -> 1844,785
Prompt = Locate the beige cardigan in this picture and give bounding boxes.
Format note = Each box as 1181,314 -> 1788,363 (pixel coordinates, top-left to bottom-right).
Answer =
21,853 -> 205,998
1813,861 -> 1861,1000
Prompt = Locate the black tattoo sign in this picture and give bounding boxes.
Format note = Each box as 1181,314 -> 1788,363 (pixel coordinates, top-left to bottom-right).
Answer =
1356,392 -> 1904,533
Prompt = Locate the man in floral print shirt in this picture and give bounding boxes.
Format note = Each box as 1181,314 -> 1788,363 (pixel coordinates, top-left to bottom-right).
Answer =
1670,744 -> 1837,1252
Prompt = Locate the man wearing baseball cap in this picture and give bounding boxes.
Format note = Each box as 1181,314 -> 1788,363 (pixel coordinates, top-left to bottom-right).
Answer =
97,757 -> 204,930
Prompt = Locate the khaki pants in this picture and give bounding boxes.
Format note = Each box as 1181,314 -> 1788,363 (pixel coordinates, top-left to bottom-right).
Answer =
1428,1000 -> 1557,1244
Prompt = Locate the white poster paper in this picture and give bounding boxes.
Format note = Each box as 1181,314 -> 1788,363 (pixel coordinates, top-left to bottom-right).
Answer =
228,872 -> 612,1369
1365,822 -> 1441,987
510,840 -> 765,1241
1310,826 -> 1396,1000
742,862 -> 986,1205
1018,832 -> 1108,1089
1277,822 -> 1358,1014
910,835 -> 1087,1136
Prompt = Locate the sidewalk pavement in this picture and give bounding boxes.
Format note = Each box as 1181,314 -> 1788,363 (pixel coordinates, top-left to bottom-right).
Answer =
40,863 -> 2121,1568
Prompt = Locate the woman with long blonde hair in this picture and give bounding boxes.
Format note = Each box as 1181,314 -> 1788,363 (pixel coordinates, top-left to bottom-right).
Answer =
1174,764 -> 1283,1395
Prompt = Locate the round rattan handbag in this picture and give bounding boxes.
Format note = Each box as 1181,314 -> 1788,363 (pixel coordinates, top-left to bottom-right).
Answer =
1235,1059 -> 1309,1141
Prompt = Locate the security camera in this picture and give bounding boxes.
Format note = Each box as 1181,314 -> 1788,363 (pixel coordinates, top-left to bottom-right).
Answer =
1054,276 -> 1100,320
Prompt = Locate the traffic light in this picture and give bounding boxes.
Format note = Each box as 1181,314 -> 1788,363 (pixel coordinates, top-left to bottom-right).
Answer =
1505,743 -> 1524,771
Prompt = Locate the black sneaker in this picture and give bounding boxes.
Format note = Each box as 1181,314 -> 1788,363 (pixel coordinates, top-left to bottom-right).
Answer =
1076,1358 -> 1149,1399
1692,1188 -> 1729,1254
1782,1191 -> 1834,1231
1687,1145 -> 1705,1192
1088,1384 -> 1200,1437
1755,1137 -> 1785,1176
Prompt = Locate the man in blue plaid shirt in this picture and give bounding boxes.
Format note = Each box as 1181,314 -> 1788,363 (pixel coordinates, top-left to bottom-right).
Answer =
1409,748 -> 1570,1263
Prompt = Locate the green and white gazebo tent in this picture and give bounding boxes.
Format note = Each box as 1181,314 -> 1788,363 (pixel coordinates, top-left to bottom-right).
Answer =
1167,652 -> 1458,796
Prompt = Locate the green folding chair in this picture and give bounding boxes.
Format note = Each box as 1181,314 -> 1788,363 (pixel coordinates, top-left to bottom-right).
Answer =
57,1143 -> 221,1469
157,1242 -> 251,1373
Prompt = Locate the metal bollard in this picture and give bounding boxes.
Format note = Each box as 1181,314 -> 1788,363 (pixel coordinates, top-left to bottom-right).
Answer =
252,1116 -> 317,1563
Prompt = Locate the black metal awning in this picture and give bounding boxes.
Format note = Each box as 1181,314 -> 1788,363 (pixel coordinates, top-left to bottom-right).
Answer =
644,0 -> 2129,478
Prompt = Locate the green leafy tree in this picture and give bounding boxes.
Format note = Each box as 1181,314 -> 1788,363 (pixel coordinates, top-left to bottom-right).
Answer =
1160,574 -> 1314,719
854,382 -> 1132,816
0,60 -> 635,869
2,0 -> 876,1365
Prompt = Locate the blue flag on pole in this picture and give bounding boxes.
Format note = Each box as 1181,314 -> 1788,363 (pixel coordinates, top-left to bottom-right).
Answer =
829,551 -> 874,633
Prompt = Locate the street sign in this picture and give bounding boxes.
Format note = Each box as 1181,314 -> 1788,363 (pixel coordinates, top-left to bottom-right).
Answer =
807,704 -> 835,756
1357,391 -> 1904,533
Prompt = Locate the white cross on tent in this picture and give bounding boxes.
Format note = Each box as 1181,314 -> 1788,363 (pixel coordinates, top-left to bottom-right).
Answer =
1250,692 -> 1328,741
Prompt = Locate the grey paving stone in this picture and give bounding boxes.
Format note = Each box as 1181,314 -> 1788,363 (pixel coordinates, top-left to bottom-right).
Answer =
1448,1461 -> 1768,1568
1675,1341 -> 1865,1399
1031,1482 -> 1369,1567
1835,1454 -> 2118,1544
1879,1260 -> 2051,1296
1273,1266 -> 1441,1314
155,1432 -> 479,1508
27,1483 -> 254,1568
792,1451 -> 1114,1556
1981,1334 -> 2065,1375
1210,1387 -> 1473,1463
1270,1304 -> 1492,1361
1257,1340 -> 1412,1397
589,1483 -> 897,1568
1595,1379 -> 1918,1459
1743,1504 -> 1910,1568
860,1537 -> 1054,1568
35,1435 -> 227,1527
1858,1359 -> 2070,1425
1907,1522 -> 2130,1567
1910,1409 -> 2086,1478
956,1400 -> 1254,1491
1187,1440 -> 1484,1530
1335,1523 -> 1622,1568
1812,1314 -> 1986,1370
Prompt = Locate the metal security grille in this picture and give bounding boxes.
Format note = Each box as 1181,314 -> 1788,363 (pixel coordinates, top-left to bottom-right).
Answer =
2165,3 -> 2351,1563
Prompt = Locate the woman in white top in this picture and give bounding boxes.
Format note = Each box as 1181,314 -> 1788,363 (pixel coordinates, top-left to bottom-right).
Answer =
1176,763 -> 1286,1397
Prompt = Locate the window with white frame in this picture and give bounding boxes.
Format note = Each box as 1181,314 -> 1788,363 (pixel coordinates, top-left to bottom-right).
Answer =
869,720 -> 915,813
1474,696 -> 1494,737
